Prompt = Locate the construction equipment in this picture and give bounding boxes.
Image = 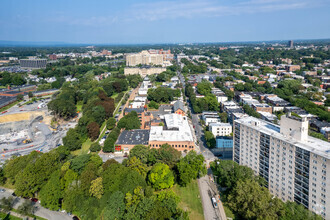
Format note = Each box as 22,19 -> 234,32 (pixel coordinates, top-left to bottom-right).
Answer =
23,139 -> 32,144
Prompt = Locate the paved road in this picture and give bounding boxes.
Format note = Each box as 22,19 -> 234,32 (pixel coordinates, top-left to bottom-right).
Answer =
0,188 -> 71,220
179,71 -> 227,220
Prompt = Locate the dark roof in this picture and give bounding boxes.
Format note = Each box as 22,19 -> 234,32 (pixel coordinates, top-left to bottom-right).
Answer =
124,107 -> 145,114
116,129 -> 150,146
310,119 -> 330,129
173,101 -> 184,112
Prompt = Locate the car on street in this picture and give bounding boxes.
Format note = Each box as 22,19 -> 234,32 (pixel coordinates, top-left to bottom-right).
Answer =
211,197 -> 218,208
31,198 -> 38,202
0,188 -> 5,192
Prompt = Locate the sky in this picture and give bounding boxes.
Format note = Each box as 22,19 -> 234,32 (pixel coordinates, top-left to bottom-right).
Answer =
0,0 -> 330,44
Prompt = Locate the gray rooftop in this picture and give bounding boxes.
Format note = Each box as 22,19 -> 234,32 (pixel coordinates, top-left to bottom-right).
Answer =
173,100 -> 184,112
116,129 -> 150,146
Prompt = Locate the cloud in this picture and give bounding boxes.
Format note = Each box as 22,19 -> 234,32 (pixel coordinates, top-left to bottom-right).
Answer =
128,0 -> 319,21
46,0 -> 324,26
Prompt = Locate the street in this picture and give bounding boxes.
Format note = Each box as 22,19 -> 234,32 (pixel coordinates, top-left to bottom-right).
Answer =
179,72 -> 227,220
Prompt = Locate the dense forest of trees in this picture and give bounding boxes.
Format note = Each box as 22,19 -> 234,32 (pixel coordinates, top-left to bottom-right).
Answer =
0,145 -> 206,219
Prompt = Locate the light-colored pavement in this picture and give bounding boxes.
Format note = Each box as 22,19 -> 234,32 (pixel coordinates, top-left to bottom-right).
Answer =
0,188 -> 71,220
198,175 -> 221,220
179,72 -> 227,220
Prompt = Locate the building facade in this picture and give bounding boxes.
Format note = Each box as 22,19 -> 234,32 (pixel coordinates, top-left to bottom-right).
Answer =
214,136 -> 233,160
126,50 -> 164,66
209,123 -> 232,137
19,59 -> 47,69
124,67 -> 166,77
233,114 -> 330,219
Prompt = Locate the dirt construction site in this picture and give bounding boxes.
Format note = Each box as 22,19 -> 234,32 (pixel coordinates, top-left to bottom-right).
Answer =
0,100 -> 77,165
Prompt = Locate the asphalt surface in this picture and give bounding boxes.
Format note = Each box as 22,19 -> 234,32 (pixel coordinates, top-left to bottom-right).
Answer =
179,72 -> 227,220
0,187 -> 71,220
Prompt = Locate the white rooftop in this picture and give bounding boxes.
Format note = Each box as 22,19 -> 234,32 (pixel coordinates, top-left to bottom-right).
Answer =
236,117 -> 330,159
209,122 -> 232,127
149,114 -> 193,142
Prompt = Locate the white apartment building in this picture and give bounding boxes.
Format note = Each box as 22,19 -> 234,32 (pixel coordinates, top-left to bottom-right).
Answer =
234,114 -> 330,219
202,112 -> 221,125
209,123 -> 232,137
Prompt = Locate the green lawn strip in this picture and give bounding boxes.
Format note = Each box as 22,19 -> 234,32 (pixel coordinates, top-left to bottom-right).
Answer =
11,208 -> 47,220
0,212 -> 22,220
96,121 -> 107,143
71,138 -> 93,156
0,100 -> 22,112
76,104 -> 83,112
172,180 -> 204,220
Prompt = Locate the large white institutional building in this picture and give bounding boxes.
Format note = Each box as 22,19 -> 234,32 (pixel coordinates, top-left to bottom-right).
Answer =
234,113 -> 330,219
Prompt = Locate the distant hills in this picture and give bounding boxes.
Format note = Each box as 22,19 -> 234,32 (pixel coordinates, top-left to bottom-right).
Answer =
0,38 -> 329,47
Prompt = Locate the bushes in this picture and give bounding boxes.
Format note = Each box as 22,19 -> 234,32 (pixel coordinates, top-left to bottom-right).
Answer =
103,127 -> 121,153
90,143 -> 101,152
106,117 -> 116,130
148,100 -> 159,109
117,111 -> 141,130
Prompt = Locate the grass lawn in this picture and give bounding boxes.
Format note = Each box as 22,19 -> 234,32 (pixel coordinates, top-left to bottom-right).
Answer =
111,93 -> 119,100
71,138 -> 93,156
0,212 -> 22,220
173,180 -> 204,220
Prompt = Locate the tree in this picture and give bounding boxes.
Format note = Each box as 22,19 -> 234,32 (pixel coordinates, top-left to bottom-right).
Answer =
177,151 -> 206,186
148,100 -> 159,109
157,144 -> 181,168
17,199 -> 36,215
228,179 -> 284,219
90,143 -> 101,152
197,81 -> 212,95
126,156 -> 147,178
102,191 -> 125,219
117,111 -> 141,130
129,145 -> 149,164
39,170 -> 62,210
210,160 -> 256,191
204,131 -> 216,148
89,177 -> 103,199
28,91 -> 34,98
148,163 -> 174,190
63,128 -> 82,151
106,117 -> 116,130
0,196 -> 14,212
71,154 -> 91,174
17,94 -> 24,100
219,112 -> 228,123
103,127 -> 120,153
281,202 -> 322,220
87,121 -> 100,141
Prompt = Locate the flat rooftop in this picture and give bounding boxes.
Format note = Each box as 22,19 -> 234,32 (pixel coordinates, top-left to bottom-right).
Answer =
116,129 -> 150,146
236,117 -> 330,159
149,114 -> 193,142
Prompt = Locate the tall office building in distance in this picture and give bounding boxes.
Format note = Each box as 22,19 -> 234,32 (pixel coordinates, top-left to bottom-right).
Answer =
288,40 -> 294,48
234,113 -> 330,219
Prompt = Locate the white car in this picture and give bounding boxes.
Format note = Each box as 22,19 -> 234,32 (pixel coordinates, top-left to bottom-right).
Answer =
211,197 -> 218,208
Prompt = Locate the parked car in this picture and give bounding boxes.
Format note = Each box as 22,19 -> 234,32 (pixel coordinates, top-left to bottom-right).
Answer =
0,188 -> 5,193
211,197 -> 218,208
31,198 -> 38,202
